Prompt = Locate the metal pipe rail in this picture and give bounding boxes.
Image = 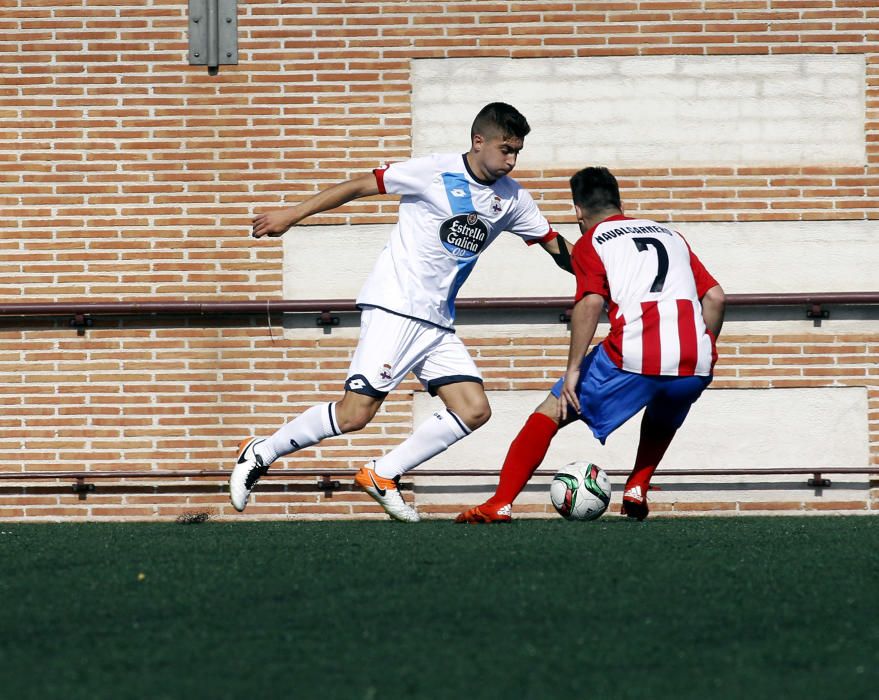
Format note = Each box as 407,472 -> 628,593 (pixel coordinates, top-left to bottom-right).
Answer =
0,292 -> 877,319
1,468 -> 875,479
0,295 -> 875,492
1,467 -> 875,494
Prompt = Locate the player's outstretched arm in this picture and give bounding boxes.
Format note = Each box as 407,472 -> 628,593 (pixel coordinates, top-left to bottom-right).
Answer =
559,293 -> 603,421
700,284 -> 725,338
539,234 -> 574,273
251,173 -> 381,238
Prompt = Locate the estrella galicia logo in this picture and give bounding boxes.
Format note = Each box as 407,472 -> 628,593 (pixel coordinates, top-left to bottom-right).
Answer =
439,212 -> 490,259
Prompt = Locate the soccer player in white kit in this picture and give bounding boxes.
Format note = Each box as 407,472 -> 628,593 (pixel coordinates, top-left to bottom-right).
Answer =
456,166 -> 726,523
231,103 -> 574,521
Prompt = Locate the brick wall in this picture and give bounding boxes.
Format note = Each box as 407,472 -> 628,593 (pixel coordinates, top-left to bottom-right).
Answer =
0,1 -> 876,519
0,320 -> 875,519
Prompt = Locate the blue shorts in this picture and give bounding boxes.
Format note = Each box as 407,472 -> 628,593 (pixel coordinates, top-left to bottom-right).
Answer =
550,344 -> 711,444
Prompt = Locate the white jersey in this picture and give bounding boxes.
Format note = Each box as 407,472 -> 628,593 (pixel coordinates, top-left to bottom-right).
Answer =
573,215 -> 719,377
357,153 -> 555,329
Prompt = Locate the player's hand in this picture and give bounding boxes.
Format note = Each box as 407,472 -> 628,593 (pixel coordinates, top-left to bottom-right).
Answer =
252,209 -> 295,238
558,369 -> 581,422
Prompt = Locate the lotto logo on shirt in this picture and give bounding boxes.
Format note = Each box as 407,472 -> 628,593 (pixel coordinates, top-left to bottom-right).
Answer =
439,213 -> 490,259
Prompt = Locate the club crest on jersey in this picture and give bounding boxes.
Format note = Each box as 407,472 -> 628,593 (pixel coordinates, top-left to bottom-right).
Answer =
439,212 -> 490,259
379,363 -> 392,380
491,195 -> 502,214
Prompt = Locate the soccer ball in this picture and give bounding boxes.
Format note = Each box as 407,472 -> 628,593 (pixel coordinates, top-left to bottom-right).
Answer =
550,462 -> 612,521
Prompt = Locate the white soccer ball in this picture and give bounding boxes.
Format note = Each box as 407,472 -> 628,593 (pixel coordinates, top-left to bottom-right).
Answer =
550,462 -> 612,521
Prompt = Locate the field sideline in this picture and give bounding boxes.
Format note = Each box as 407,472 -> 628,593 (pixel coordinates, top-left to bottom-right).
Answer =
1,518 -> 876,699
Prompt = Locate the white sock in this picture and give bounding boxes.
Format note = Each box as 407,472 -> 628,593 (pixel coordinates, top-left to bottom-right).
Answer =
254,402 -> 341,466
374,409 -> 471,480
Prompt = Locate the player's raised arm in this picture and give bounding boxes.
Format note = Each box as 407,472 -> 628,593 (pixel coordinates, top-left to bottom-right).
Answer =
539,234 -> 575,273
558,292 -> 603,421
252,173 -> 381,238
700,284 -> 726,339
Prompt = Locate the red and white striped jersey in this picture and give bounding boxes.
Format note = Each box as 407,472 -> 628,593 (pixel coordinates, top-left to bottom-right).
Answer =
572,215 -> 719,377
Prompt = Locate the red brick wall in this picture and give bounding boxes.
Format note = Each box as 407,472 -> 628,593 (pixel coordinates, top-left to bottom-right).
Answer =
0,323 -> 876,519
0,1 -> 876,519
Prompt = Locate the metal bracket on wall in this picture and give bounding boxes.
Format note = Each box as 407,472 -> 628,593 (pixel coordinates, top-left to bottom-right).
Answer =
807,472 -> 831,487
72,478 -> 95,500
316,311 -> 340,327
806,303 -> 829,320
70,313 -> 93,336
317,475 -> 341,497
188,0 -> 238,75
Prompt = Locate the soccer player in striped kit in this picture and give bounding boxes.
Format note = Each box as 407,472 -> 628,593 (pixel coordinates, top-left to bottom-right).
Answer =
456,166 -> 725,522
230,103 -> 575,521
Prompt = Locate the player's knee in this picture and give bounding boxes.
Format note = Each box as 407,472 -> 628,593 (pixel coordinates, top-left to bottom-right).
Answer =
535,392 -> 560,417
335,399 -> 379,433
336,409 -> 372,433
458,400 -> 491,431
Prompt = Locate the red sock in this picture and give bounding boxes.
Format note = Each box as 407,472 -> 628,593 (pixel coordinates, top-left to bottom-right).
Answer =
488,413 -> 558,507
626,416 -> 676,494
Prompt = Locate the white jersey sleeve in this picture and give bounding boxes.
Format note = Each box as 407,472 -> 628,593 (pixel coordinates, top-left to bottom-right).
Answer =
502,187 -> 552,244
375,155 -> 438,197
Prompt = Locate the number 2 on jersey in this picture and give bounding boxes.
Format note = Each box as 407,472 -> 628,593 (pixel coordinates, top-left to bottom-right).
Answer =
633,237 -> 668,293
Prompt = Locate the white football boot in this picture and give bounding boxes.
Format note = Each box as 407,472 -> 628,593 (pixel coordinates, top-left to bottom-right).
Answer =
230,437 -> 269,512
354,461 -> 420,523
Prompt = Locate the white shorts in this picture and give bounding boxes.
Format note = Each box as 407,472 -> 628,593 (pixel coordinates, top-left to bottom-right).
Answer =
345,306 -> 482,398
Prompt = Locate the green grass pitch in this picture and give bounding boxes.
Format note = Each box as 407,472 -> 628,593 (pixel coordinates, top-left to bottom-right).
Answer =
1,517 -> 876,699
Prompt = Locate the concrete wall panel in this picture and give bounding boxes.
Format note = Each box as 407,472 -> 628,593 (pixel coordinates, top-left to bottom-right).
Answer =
411,55 -> 866,168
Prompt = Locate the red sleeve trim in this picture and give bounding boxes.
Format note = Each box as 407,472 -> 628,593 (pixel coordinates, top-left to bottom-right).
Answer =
525,227 -> 558,246
373,167 -> 387,195
575,286 -> 609,301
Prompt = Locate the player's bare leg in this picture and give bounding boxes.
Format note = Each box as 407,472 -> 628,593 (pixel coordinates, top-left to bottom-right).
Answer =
456,393 -> 577,523
357,381 -> 489,522
232,392 -> 381,513
333,391 -> 383,433
334,391 -> 426,522
335,392 -> 424,522
435,381 -> 492,432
